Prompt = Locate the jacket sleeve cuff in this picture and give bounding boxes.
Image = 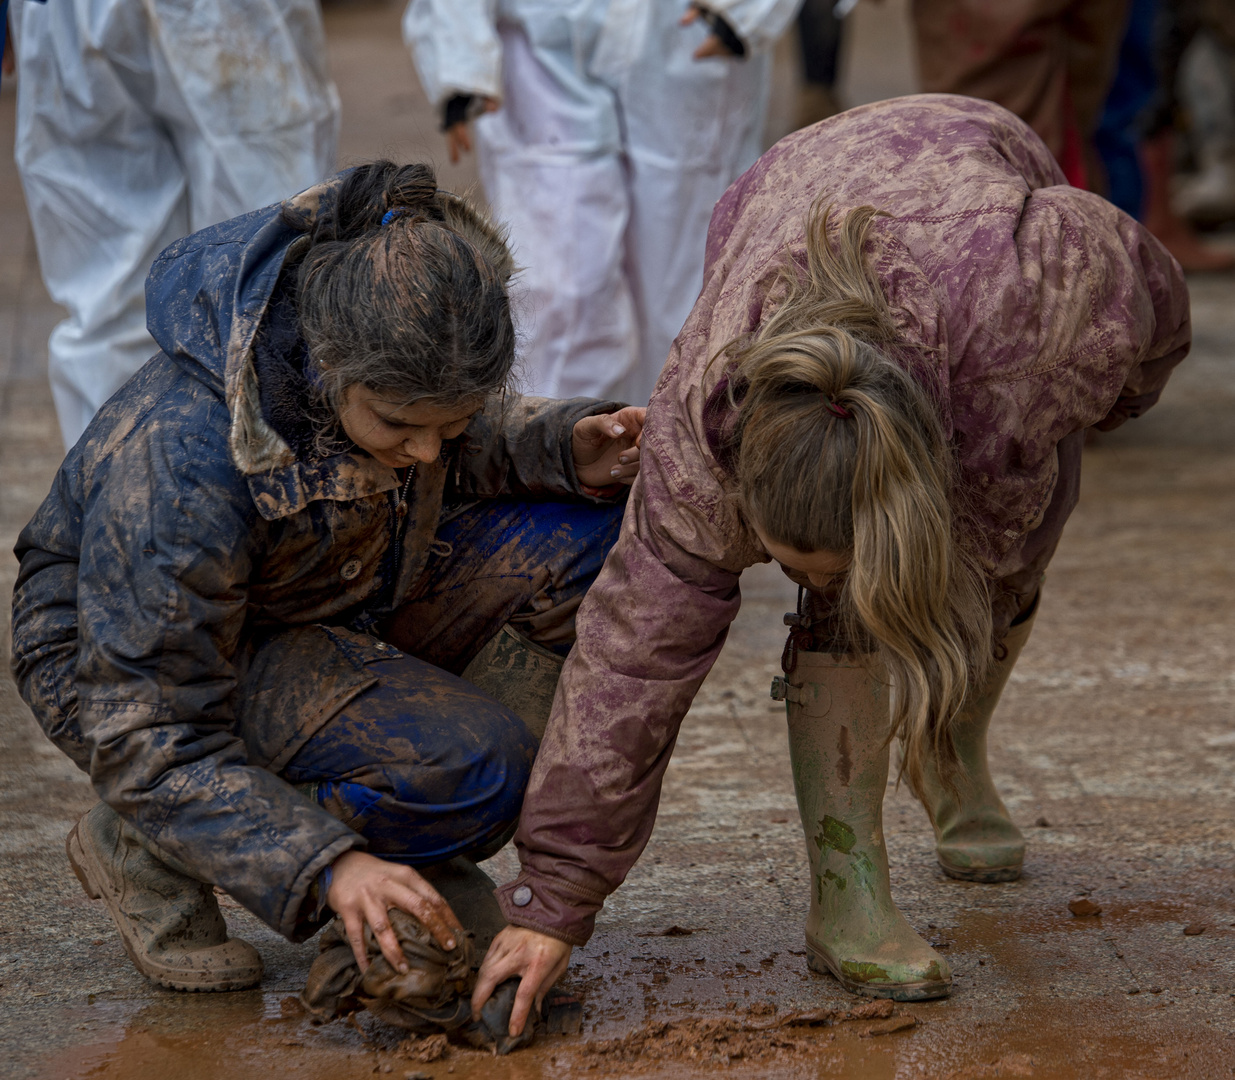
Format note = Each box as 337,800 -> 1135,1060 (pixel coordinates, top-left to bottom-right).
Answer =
700,0 -> 799,52
555,396 -> 628,498
495,871 -> 608,947
280,832 -> 364,941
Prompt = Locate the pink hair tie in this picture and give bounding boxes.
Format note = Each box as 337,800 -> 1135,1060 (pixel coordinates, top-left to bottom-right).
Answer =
824,397 -> 851,419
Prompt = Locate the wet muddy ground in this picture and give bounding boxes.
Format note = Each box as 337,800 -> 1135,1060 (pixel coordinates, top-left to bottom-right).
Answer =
3,2 -> 1235,1077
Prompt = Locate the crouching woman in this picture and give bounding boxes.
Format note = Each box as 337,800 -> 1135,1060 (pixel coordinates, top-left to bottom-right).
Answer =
10,162 -> 643,993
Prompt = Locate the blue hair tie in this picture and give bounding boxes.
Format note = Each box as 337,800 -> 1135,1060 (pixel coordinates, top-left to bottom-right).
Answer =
381,208 -> 407,227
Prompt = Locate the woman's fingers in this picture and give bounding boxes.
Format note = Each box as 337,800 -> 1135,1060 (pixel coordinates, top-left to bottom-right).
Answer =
573,409 -> 647,488
612,405 -> 647,436
365,902 -> 410,974
471,927 -> 573,1036
326,852 -> 463,975
508,941 -> 572,1036
508,972 -> 541,1037
471,939 -> 517,1019
445,123 -> 471,165
400,879 -> 462,952
693,33 -> 730,59
341,909 -> 371,972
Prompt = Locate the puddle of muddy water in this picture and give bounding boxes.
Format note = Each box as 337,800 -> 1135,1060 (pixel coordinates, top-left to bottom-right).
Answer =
34,990 -> 911,1080
33,973 -> 1233,1080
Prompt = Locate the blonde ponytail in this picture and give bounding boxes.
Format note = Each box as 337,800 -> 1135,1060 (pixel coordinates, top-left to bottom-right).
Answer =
729,203 -> 992,794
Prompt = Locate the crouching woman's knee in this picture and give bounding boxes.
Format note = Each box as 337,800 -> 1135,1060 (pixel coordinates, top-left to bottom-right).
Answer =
456,698 -> 538,858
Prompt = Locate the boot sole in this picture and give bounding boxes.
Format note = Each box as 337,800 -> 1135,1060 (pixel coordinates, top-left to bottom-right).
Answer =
805,941 -> 951,1002
937,856 -> 1022,884
66,822 -> 263,993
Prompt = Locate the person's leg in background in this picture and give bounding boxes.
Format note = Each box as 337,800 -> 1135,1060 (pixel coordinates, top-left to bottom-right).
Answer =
147,0 -> 340,229
1062,0 -> 1132,188
1094,0 -> 1156,218
11,0 -> 339,450
11,0 -> 192,448
913,0 -> 1071,160
613,0 -> 770,406
474,22 -> 637,400
796,0 -> 845,128
911,0 -> 1126,187
1137,0 -> 1235,270
1175,4 -> 1235,229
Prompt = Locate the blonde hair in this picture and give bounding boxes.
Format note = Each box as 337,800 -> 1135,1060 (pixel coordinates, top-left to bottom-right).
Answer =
728,203 -> 992,795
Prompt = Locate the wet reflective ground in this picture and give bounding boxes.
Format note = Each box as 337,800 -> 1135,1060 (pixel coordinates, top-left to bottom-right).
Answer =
3,2 -> 1235,1077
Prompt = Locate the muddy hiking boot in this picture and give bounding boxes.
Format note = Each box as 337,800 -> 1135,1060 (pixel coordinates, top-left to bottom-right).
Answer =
775,651 -> 951,1002
67,803 -> 263,992
911,600 -> 1037,883
461,624 -> 564,742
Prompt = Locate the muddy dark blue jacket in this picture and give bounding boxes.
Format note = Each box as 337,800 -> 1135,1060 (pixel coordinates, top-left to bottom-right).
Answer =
10,178 -> 617,938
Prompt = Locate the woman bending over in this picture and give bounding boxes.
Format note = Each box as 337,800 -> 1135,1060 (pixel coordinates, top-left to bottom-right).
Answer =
467,95 -> 1190,1027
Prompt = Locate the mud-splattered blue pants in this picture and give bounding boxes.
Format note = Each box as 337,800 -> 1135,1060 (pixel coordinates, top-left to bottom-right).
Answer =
282,499 -> 623,866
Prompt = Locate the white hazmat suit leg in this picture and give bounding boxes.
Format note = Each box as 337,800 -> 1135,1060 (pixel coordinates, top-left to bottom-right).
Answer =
12,0 -> 339,448
476,19 -> 638,400
472,0 -> 770,403
611,3 -> 770,405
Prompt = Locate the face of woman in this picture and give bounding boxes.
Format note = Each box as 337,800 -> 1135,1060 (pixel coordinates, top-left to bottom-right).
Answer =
750,521 -> 851,591
339,386 -> 481,469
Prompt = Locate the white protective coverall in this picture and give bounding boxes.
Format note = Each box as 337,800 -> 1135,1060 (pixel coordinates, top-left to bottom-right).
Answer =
12,0 -> 340,448
404,0 -> 799,404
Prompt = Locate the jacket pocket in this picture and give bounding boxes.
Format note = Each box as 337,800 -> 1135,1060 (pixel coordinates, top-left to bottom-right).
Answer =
235,624 -> 403,771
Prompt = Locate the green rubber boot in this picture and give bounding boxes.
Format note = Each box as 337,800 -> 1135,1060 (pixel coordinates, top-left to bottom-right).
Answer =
776,651 -> 951,1001
913,602 -> 1036,883
461,624 -> 564,742
67,803 -> 263,992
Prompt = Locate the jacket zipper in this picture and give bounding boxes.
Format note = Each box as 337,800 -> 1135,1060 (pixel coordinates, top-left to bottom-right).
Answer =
388,464 -> 416,595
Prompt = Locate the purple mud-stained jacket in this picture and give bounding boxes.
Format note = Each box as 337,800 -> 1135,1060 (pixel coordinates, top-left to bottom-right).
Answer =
493,95 -> 1192,945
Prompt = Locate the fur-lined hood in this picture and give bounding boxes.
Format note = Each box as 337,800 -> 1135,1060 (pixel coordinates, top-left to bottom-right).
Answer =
146,176 -> 343,479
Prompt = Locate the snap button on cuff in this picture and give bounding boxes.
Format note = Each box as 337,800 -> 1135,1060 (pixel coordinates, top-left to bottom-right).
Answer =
340,558 -> 363,581
512,885 -> 532,907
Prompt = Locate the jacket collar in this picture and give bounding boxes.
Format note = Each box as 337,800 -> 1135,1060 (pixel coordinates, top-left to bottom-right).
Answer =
225,179 -> 343,479
246,451 -> 402,521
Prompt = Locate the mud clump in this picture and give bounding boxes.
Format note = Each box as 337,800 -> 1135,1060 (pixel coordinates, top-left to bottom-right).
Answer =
947,1051 -> 1036,1078
1068,897 -> 1102,917
398,1033 -> 449,1062
860,1014 -> 917,1037
583,999 -> 914,1065
1183,923 -> 1206,936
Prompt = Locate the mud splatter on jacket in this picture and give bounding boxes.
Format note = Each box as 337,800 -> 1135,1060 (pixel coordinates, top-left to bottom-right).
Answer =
10,176 -> 619,939
495,96 -> 1192,945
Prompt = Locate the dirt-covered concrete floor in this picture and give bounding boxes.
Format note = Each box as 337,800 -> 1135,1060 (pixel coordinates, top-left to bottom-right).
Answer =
2,2 -> 1234,1078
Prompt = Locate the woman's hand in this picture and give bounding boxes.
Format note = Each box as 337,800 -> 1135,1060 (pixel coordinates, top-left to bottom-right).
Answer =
445,95 -> 501,164
680,4 -> 745,60
572,406 -> 646,496
471,926 -> 573,1037
326,850 -> 464,974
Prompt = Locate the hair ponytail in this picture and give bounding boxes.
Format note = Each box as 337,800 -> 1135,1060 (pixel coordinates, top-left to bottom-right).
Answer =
289,161 -> 517,448
729,203 -> 992,795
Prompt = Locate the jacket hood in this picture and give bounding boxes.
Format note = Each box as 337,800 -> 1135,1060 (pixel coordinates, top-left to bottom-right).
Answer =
145,175 -> 346,475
